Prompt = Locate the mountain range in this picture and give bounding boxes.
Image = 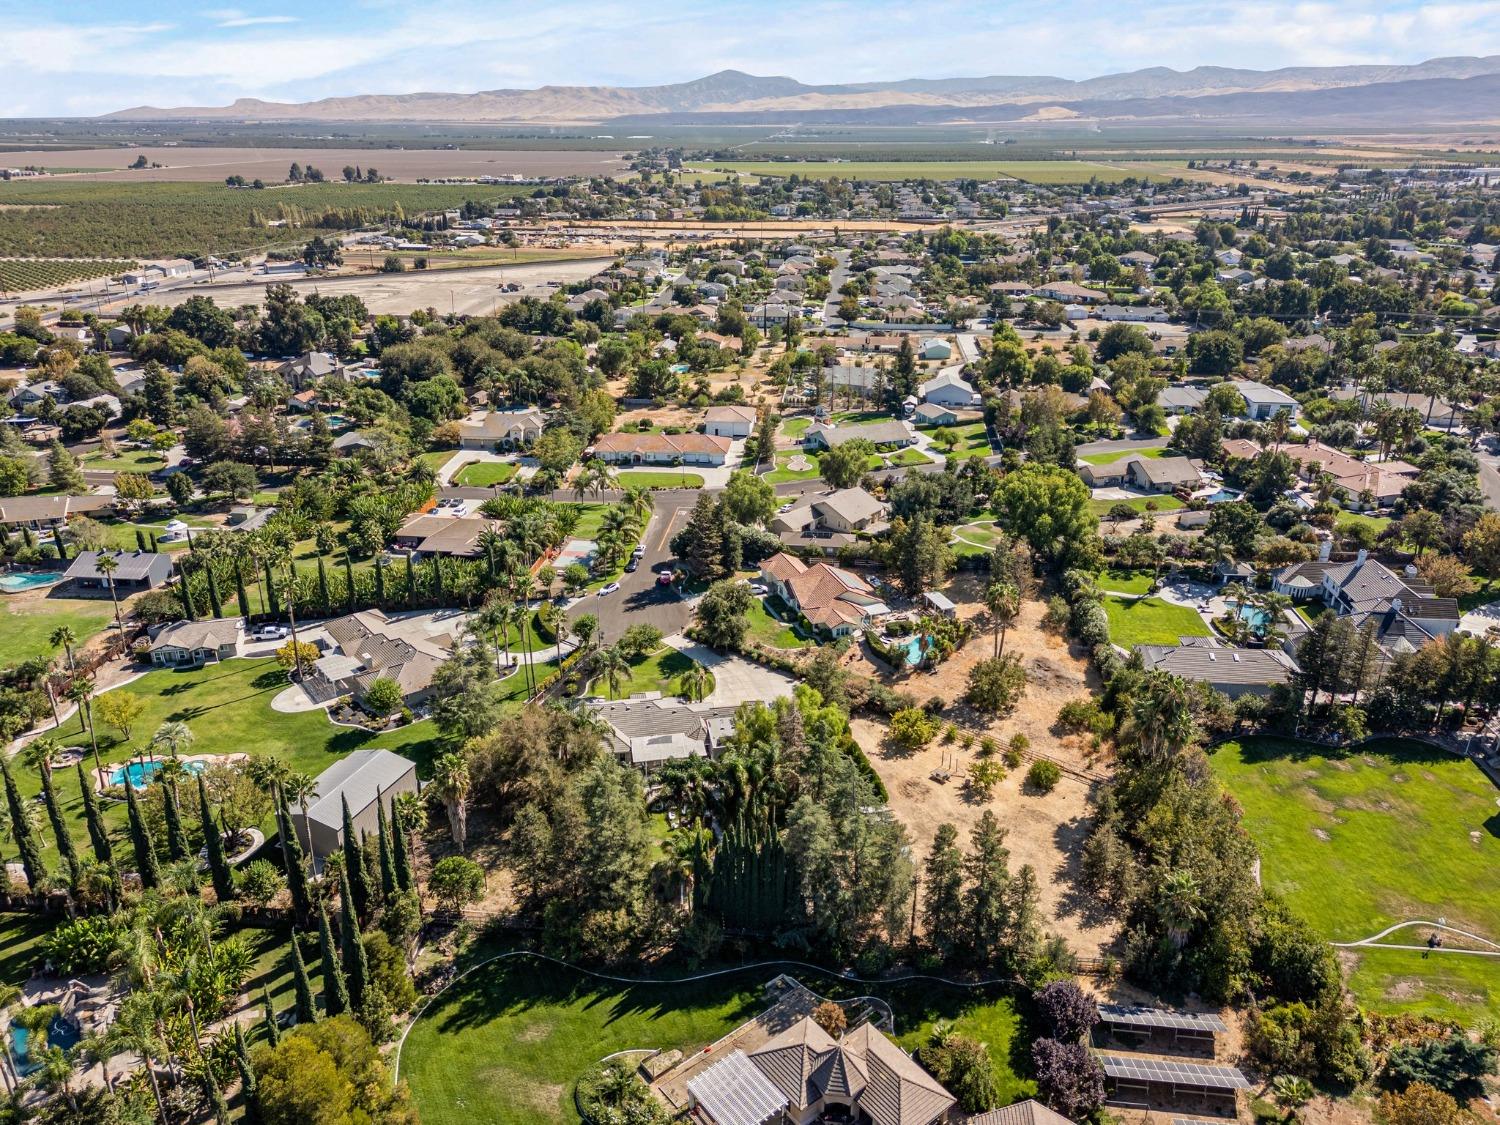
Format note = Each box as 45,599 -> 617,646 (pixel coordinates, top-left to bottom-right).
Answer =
103,56 -> 1500,128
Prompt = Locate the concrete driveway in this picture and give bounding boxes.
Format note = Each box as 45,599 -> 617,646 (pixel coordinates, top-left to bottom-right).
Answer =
663,635 -> 794,705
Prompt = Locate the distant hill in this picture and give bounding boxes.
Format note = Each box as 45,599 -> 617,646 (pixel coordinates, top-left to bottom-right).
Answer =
101,57 -> 1500,128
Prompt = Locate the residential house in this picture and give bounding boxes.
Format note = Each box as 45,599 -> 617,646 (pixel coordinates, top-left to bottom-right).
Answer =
303,609 -> 457,706
391,515 -> 503,559
457,408 -> 546,451
1274,549 -> 1459,652
63,550 -> 173,595
226,505 -> 278,533
149,619 -> 241,668
0,494 -> 114,530
918,339 -> 953,361
289,749 -> 419,865
703,405 -> 758,439
825,365 -> 885,400
590,431 -> 732,466
1230,380 -> 1300,421
1328,388 -> 1470,432
583,695 -> 739,770
1156,385 -> 1208,414
1136,637 -> 1299,698
1097,304 -> 1168,323
1123,455 -> 1201,493
760,553 -> 891,637
911,403 -> 962,427
276,351 -> 342,392
804,419 -> 917,451
770,488 -> 888,538
1076,461 -> 1127,488
917,369 -> 979,408
1034,281 -> 1106,303
332,431 -> 378,453
686,1015 -> 955,1125
7,380 -> 68,409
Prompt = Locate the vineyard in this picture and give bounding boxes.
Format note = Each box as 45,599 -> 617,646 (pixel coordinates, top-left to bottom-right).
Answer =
0,258 -> 136,294
0,180 -> 536,259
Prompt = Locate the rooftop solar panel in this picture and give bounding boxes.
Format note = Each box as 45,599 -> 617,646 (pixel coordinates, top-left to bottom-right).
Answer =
1097,1055 -> 1250,1092
1097,1004 -> 1229,1034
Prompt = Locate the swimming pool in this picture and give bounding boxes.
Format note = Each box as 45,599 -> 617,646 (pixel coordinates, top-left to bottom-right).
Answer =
897,634 -> 932,667
9,1015 -> 80,1076
1203,488 -> 1243,504
1237,604 -> 1271,632
108,759 -> 207,787
0,571 -> 63,593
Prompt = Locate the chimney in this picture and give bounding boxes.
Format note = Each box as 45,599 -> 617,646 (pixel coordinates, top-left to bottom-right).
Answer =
1318,538 -> 1332,562
1355,548 -> 1368,564
1392,596 -> 1402,614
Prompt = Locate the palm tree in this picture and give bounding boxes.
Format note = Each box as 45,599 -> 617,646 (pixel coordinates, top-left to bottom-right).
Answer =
149,720 -> 194,761
281,772 -> 319,842
512,571 -> 540,696
112,991 -> 169,1123
1130,671 -> 1195,762
678,662 -> 710,702
596,643 -> 629,700
1156,869 -> 1203,948
65,678 -> 105,785
431,752 -> 472,853
984,580 -> 1019,659
244,754 -> 293,805
94,553 -> 127,649
50,626 -> 78,679
622,486 -> 654,526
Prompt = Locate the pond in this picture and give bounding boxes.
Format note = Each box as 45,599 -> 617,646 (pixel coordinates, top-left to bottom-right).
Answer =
0,571 -> 63,593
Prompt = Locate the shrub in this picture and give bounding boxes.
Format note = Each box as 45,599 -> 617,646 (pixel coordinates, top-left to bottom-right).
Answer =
1035,980 -> 1101,1041
1383,1034 -> 1495,1097
919,1029 -> 1000,1113
966,654 -> 1027,714
1032,1038 -> 1105,1119
236,858 -> 285,905
40,915 -> 119,976
888,707 -> 938,751
1026,759 -> 1061,792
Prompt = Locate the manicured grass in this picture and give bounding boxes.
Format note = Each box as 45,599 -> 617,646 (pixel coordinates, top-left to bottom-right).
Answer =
0,595 -> 116,667
1102,594 -> 1210,646
401,955 -> 1032,1125
765,449 -> 825,484
1087,495 -> 1185,518
1207,738 -> 1500,944
82,449 -> 167,473
1078,445 -> 1168,465
614,470 -> 705,490
416,450 -> 456,473
1335,510 -> 1393,534
1458,579 -> 1500,614
707,160 -> 1170,184
952,520 -> 1005,550
594,646 -> 706,699
1294,603 -> 1327,625
98,514 -> 217,553
1343,946 -> 1500,1025
930,422 -> 992,462
744,596 -> 810,649
1096,568 -> 1154,595
9,658 -> 448,855
885,447 -> 933,467
778,416 -> 812,440
454,460 -> 519,487
830,411 -> 890,426
562,503 -> 616,540
0,913 -> 54,990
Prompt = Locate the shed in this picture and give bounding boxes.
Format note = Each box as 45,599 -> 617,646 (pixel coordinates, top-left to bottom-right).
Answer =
289,749 -> 419,865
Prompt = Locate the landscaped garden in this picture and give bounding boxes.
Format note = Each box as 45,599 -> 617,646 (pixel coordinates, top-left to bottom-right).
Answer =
614,470 -> 705,490
591,645 -> 709,699
399,955 -> 1033,1125
81,449 -> 168,473
1209,736 -> 1500,1020
1101,594 -> 1210,646
743,595 -> 810,649
1095,567 -> 1155,595
928,421 -> 992,462
1078,445 -> 1168,465
1087,494 -> 1184,518
454,460 -> 519,487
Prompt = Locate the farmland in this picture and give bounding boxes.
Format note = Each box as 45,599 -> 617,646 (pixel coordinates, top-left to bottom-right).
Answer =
701,160 -> 1175,184
0,257 -> 135,293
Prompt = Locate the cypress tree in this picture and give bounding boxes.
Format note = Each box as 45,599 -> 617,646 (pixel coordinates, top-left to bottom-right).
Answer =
290,932 -> 317,1024
135,528 -> 148,551
53,527 -> 67,561
206,567 -> 224,618
149,531 -> 159,552
233,1021 -> 262,1125
204,1065 -> 231,1125
317,900 -> 349,1017
376,796 -> 396,900
124,775 -> 160,889
162,780 -> 189,862
277,799 -> 311,922
78,762 -> 114,864
261,987 -> 280,1046
265,561 -> 280,616
432,558 -> 444,603
235,563 -> 251,620
343,554 -> 356,613
404,553 -> 416,607
391,804 -> 412,893
38,764 -> 80,885
316,556 -> 331,614
374,557 -> 386,607
199,774 -> 234,902
179,566 -> 198,620
1,759 -> 45,892
341,796 -> 371,919
338,866 -> 369,1009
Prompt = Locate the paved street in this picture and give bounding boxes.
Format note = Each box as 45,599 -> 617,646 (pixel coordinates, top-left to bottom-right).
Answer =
1476,438 -> 1500,511
566,489 -> 698,643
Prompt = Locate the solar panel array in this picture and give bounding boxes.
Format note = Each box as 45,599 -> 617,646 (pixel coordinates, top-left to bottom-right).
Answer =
1098,1004 -> 1229,1034
1098,1055 -> 1251,1092
687,1051 -> 789,1125
1175,1118 -> 1231,1125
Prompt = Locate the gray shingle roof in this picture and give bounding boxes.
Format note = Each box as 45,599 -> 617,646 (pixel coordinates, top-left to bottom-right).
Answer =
302,749 -> 416,831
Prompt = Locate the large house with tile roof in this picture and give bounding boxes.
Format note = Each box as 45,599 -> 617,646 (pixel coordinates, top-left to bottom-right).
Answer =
760,554 -> 891,637
304,609 -> 456,705
590,431 -> 732,466
687,1014 -> 955,1125
1274,549 -> 1459,653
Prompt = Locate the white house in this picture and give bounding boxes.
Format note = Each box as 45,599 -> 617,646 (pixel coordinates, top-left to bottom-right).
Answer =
590,431 -> 731,466
457,408 -> 545,451
1231,380 -> 1300,421
918,369 -> 980,408
149,619 -> 241,668
703,405 -> 758,439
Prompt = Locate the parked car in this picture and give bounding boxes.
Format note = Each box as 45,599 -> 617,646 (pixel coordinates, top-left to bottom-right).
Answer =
631,544 -> 646,558
656,572 -> 674,587
749,583 -> 768,595
625,558 -> 639,573
598,582 -> 621,596
253,624 -> 289,640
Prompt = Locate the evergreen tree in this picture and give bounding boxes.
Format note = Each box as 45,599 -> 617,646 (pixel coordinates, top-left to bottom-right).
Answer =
233,1021 -> 261,1125
162,780 -> 189,861
391,804 -> 413,893
204,1065 -> 231,1125
962,811 -> 1011,966
78,762 -> 113,864
405,553 -> 416,607
376,797 -> 397,900
199,774 -> 234,902
317,900 -> 350,1017
264,561 -> 280,616
206,567 -> 224,618
178,564 -> 199,620
290,932 -> 317,1024
374,557 -> 386,607
922,822 -> 966,960
317,555 -> 331,614
343,554 -> 356,613
1,759 -> 45,891
276,798 -> 312,921
341,795 -> 371,919
235,563 -> 252,620
338,866 -> 370,1009
261,986 -> 280,1045
38,763 -> 80,885
124,775 -> 161,889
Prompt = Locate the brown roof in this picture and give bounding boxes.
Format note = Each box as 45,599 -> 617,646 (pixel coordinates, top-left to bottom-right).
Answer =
970,1100 -> 1076,1125
0,494 -> 113,525
592,431 -> 732,457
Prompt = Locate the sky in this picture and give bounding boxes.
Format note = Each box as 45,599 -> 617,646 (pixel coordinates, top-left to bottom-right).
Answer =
1,0 -> 1498,116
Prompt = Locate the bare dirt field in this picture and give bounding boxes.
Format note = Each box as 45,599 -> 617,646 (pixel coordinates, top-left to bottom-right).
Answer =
4,146 -> 630,182
849,592 -> 1119,958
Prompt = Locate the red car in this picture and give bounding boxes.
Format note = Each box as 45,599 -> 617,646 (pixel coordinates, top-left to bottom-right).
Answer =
657,571 -> 674,587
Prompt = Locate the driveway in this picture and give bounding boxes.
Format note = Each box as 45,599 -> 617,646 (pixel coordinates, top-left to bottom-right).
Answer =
567,492 -> 698,642
1475,439 -> 1500,511
662,635 -> 795,705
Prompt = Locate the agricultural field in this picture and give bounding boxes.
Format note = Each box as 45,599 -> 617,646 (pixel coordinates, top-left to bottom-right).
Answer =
0,257 -> 135,293
703,160 -> 1174,184
1209,737 -> 1500,1021
0,180 -> 535,259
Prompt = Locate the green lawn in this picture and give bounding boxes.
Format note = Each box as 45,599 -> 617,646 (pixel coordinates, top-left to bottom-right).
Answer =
400,955 -> 1032,1125
614,470 -> 705,490
0,913 -> 54,991
830,411 -> 891,426
765,449 -> 825,484
454,461 -> 519,487
1343,946 -> 1500,1025
1102,594 -> 1210,646
1209,737 -> 1500,1023
1096,568 -> 1155,595
886,447 -> 933,467
1088,495 -> 1185,518
1078,445 -> 1168,465
82,449 -> 168,473
6,658 -> 448,857
98,514 -> 217,553
930,422 -> 992,462
1335,510 -> 1393,535
744,596 -> 811,649
416,450 -> 456,474
0,595 -> 116,667
778,417 -> 812,440
562,503 -> 616,540
952,520 -> 1006,551
593,646 -> 706,699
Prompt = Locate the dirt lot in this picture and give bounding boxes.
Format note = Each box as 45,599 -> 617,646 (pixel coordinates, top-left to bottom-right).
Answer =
7,146 -> 630,182
850,590 -> 1119,958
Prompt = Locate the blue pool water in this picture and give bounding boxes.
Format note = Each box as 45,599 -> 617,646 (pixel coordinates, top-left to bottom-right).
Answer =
0,571 -> 63,593
1237,605 -> 1271,631
1204,488 -> 1243,503
109,759 -> 206,787
9,1016 -> 80,1075
898,634 -> 933,666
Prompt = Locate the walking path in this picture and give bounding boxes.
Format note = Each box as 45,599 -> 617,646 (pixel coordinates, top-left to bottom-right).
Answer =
1332,919 -> 1500,957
